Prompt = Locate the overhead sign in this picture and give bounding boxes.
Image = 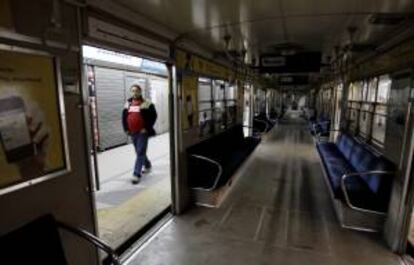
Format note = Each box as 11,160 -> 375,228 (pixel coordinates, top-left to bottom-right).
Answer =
83,45 -> 143,67
259,52 -> 322,73
175,49 -> 258,82
261,56 -> 286,67
278,75 -> 309,85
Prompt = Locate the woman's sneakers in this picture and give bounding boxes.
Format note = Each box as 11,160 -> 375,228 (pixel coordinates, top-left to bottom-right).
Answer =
132,174 -> 141,184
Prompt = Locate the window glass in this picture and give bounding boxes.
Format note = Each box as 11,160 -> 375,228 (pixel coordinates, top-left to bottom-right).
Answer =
372,105 -> 387,145
199,109 -> 213,137
348,83 -> 354,100
198,78 -> 213,137
226,85 -> 237,107
213,80 -> 225,101
346,75 -> 390,147
372,114 -> 387,145
214,102 -> 225,130
358,103 -> 372,138
367,77 -> 378,102
353,81 -> 363,101
362,81 -> 368,101
377,75 -> 391,103
226,84 -> 236,100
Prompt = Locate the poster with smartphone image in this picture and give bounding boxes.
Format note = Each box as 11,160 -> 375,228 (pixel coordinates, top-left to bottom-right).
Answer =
0,47 -> 69,194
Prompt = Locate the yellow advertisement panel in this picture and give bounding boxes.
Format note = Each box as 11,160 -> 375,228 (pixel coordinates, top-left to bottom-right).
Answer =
0,49 -> 67,191
176,49 -> 234,81
0,0 -> 14,29
181,75 -> 198,130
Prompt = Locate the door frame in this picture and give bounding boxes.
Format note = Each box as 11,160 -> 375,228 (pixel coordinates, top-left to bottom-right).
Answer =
384,69 -> 414,253
78,41 -> 180,248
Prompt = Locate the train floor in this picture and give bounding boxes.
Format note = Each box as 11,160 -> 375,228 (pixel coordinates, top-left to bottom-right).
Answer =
125,112 -> 401,265
94,133 -> 171,249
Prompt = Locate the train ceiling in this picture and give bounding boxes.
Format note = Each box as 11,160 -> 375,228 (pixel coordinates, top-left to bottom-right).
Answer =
98,0 -> 414,84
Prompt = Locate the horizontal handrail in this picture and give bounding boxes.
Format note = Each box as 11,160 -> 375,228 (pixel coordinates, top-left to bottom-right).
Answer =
243,125 -> 262,132
340,170 -> 395,216
57,221 -> 121,265
190,154 -> 223,192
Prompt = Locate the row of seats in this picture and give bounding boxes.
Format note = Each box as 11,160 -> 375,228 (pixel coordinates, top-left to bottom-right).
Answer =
316,133 -> 395,230
309,116 -> 330,137
187,124 -> 261,190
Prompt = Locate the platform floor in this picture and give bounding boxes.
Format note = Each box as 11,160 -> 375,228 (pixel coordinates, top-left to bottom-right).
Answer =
94,133 -> 171,249
125,113 -> 401,265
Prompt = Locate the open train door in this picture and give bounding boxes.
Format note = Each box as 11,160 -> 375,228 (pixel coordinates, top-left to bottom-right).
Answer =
79,11 -> 181,257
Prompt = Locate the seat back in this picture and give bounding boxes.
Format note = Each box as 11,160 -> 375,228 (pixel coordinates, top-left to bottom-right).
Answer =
0,215 -> 67,265
224,125 -> 245,147
336,133 -> 355,160
348,141 -> 394,199
187,124 -> 245,159
319,120 -> 330,133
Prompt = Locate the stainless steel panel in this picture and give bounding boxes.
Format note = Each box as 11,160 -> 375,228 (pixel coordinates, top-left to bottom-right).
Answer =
95,67 -> 128,150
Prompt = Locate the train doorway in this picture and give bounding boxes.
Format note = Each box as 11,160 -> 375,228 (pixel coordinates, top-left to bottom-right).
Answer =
82,45 -> 172,250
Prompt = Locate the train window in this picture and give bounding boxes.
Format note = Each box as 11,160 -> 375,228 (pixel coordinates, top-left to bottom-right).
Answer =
351,81 -> 363,101
226,84 -> 237,126
348,102 -> 360,133
371,75 -> 391,145
367,77 -> 378,102
346,75 -> 391,146
377,75 -> 391,103
359,103 -> 373,138
372,105 -> 387,145
213,80 -> 227,130
348,83 -> 354,100
362,81 -> 369,101
198,77 -> 214,137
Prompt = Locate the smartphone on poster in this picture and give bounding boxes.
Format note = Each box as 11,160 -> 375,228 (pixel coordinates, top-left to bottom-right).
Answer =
0,96 -> 35,163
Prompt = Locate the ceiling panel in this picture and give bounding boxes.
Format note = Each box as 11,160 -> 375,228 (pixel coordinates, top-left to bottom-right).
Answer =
114,0 -> 285,34
281,0 -> 360,15
108,0 -> 414,64
282,0 -> 414,15
354,0 -> 414,13
189,19 -> 285,53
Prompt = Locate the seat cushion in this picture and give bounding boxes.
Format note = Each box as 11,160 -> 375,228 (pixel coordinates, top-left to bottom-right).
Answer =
317,142 -> 354,193
188,125 -> 260,189
342,175 -> 389,212
323,156 -> 354,194
317,142 -> 340,158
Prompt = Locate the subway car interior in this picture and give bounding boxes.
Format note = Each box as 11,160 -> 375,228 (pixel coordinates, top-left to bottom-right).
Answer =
2,0 -> 414,265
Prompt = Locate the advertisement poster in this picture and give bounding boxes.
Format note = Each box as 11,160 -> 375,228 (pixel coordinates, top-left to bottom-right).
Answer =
0,0 -> 13,30
0,48 -> 68,192
181,75 -> 198,130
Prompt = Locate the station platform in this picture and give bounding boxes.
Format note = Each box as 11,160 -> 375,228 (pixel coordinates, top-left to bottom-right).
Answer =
94,133 -> 171,248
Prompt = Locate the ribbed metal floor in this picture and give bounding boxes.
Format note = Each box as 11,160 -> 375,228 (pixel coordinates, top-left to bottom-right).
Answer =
125,113 -> 401,265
